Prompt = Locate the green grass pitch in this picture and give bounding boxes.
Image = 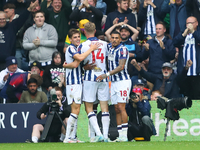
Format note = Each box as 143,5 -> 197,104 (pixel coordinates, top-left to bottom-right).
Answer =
1,141 -> 200,150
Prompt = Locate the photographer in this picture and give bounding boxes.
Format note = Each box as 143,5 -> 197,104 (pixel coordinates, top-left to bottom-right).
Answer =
126,88 -> 156,141
27,87 -> 70,143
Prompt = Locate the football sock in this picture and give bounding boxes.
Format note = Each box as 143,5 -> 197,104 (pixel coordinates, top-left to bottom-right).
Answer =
102,112 -> 110,139
117,125 -> 122,138
70,118 -> 78,139
60,133 -> 65,141
65,113 -> 77,139
88,112 -> 102,136
32,136 -> 38,143
122,123 -> 128,138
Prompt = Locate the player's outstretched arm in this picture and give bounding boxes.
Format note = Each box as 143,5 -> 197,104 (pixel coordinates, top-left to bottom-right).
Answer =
73,42 -> 101,61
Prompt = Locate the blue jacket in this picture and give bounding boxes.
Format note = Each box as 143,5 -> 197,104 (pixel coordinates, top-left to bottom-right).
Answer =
104,9 -> 136,32
126,98 -> 151,121
138,0 -> 165,37
0,9 -> 30,63
139,68 -> 188,98
173,29 -> 200,75
139,36 -> 176,74
160,0 -> 188,38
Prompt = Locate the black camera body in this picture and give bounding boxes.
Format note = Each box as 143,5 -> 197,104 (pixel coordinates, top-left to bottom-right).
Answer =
157,96 -> 192,120
129,91 -> 140,104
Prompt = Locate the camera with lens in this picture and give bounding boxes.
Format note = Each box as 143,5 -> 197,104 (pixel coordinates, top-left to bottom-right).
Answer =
47,89 -> 59,111
157,96 -> 192,121
129,91 -> 139,104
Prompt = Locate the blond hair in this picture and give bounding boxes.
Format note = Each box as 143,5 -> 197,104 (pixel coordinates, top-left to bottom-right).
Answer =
84,22 -> 96,35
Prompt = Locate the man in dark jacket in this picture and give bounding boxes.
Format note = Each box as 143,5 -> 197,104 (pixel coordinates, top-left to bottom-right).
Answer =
160,0 -> 188,38
140,21 -> 176,74
173,16 -> 200,99
104,0 -> 136,32
126,87 -> 156,141
0,0 -> 39,71
131,59 -> 193,99
186,0 -> 200,24
69,0 -> 103,30
27,87 -> 71,143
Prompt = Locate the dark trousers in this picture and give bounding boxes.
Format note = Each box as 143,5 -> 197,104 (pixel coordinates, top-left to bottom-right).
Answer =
128,116 -> 154,141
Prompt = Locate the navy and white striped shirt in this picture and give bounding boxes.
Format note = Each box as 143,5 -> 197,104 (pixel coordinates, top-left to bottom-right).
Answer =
65,44 -> 82,85
144,0 -> 156,35
183,33 -> 197,76
108,43 -> 130,82
79,37 -> 108,82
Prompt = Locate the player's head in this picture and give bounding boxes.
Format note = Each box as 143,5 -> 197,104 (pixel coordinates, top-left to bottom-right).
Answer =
55,86 -> 63,100
84,22 -> 96,36
27,78 -> 38,95
110,31 -> 122,47
68,28 -> 81,47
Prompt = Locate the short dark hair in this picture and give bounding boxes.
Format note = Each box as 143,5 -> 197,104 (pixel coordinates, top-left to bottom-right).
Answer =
68,28 -> 80,39
116,0 -> 129,3
3,3 -> 16,10
27,78 -> 38,85
156,21 -> 166,29
33,10 -> 45,18
54,86 -> 62,93
111,30 -> 121,37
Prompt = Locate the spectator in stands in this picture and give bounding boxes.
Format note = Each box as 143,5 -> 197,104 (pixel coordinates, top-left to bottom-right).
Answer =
70,0 -> 103,30
0,72 -> 43,103
104,0 -> 136,32
23,10 -> 58,69
0,0 -> 39,71
126,87 -> 156,141
138,0 -> 165,39
0,56 -> 24,90
19,78 -> 48,103
40,0 -> 72,61
95,30 -> 106,41
140,22 -> 176,74
7,0 -> 32,14
96,0 -> 107,15
129,0 -> 140,31
150,90 -> 162,101
26,87 -> 71,143
133,78 -> 151,100
43,51 -> 65,94
3,3 -> 19,22
186,0 -> 200,24
131,59 -> 193,99
160,0 -> 188,39
173,16 -> 200,99
30,61 -> 43,75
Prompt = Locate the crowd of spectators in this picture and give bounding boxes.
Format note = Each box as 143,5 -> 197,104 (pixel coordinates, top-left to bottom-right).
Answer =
0,0 -> 200,142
